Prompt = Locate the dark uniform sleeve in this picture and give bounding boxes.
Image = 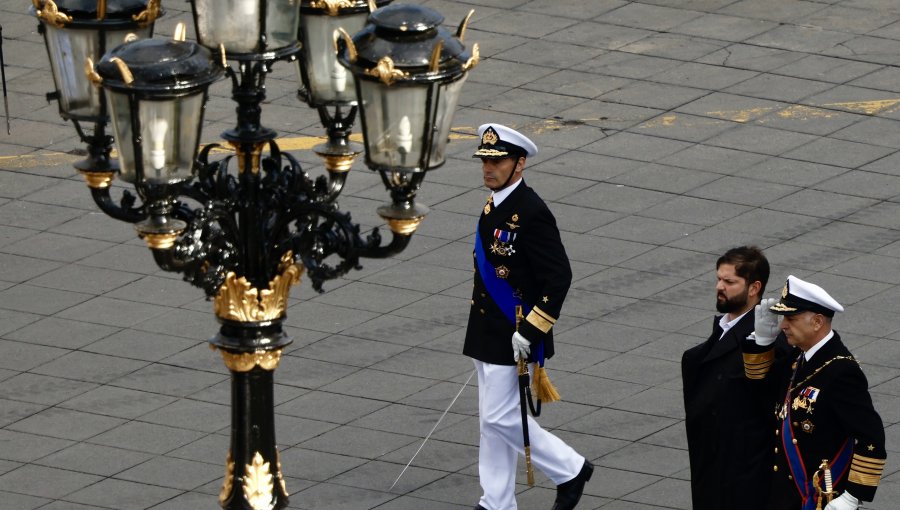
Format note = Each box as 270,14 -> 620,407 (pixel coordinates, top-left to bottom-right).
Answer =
517,203 -> 571,348
832,365 -> 886,502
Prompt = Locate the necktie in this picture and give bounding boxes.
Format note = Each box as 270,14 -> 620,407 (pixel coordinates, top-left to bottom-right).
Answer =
483,195 -> 493,215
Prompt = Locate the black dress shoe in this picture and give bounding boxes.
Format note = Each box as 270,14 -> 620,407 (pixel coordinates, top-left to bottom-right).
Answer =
551,460 -> 594,510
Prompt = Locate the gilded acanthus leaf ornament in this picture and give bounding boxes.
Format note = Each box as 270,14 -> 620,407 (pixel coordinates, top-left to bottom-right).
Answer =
219,450 -> 234,505
310,0 -> 353,16
243,452 -> 275,510
276,448 -> 288,497
33,0 -> 73,28
365,57 -> 409,86
213,252 -> 304,322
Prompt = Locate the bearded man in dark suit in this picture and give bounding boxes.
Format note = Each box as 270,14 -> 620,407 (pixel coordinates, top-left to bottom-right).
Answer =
682,246 -> 784,510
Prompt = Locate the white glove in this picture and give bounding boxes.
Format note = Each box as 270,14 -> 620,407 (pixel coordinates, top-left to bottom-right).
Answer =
511,331 -> 530,362
750,297 -> 781,346
824,491 -> 859,510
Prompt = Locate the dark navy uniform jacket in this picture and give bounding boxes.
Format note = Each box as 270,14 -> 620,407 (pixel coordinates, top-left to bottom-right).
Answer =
463,181 -> 571,366
743,332 -> 886,508
682,312 -> 787,510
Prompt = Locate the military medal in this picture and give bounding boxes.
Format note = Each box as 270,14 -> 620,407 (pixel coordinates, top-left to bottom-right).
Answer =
506,213 -> 520,230
490,228 -> 516,256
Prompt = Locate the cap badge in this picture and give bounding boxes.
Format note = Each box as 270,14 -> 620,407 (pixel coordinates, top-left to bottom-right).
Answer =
782,284 -> 788,298
482,128 -> 498,145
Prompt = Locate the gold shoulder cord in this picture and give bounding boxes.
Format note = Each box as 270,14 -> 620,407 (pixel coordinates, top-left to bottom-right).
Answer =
790,356 -> 857,393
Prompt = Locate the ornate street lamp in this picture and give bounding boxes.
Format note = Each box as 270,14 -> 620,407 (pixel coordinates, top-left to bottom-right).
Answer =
338,3 -> 479,238
36,1 -> 478,509
295,0 -> 391,193
30,0 -> 162,175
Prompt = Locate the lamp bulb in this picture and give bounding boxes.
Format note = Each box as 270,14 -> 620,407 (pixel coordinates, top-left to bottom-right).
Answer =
397,115 -> 413,153
149,118 -> 168,171
331,62 -> 347,93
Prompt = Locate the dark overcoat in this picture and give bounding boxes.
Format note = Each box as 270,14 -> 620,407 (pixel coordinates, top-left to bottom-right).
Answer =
682,312 -> 782,510
463,181 -> 571,365
744,332 -> 886,509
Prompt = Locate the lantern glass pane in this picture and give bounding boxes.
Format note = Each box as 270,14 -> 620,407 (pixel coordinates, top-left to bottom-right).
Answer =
138,94 -> 205,184
428,75 -> 467,169
358,82 -> 428,172
299,14 -> 367,104
107,91 -> 137,182
194,0 -> 299,53
44,25 -> 151,118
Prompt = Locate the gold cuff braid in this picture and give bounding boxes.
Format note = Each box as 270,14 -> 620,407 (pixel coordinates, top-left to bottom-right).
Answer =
526,306 -> 556,334
743,350 -> 774,379
849,454 -> 885,486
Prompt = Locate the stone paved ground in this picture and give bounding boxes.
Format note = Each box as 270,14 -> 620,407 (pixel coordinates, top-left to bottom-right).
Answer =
1,0 -> 899,508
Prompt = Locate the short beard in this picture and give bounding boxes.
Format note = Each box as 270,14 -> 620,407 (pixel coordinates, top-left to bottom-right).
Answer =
716,289 -> 749,314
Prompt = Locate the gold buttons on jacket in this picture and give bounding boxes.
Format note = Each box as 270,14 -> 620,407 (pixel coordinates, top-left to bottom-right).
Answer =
774,447 -> 779,454
774,465 -> 778,472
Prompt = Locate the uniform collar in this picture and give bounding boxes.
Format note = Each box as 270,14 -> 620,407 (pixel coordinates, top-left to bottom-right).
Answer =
804,329 -> 834,361
491,178 -> 523,208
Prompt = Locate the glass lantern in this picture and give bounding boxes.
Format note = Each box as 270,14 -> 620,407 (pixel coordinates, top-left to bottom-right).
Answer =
296,0 -> 391,107
94,38 -> 223,185
338,4 -> 478,174
31,0 -> 162,121
190,0 -> 301,58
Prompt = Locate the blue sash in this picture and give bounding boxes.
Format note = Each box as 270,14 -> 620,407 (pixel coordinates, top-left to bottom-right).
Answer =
474,227 -> 545,365
783,412 -> 853,510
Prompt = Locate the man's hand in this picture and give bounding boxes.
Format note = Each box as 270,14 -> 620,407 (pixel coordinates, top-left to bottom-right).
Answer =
512,332 -> 530,362
751,297 -> 781,346
824,491 -> 859,510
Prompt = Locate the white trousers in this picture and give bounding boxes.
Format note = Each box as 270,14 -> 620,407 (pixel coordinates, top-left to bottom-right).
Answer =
474,359 -> 584,510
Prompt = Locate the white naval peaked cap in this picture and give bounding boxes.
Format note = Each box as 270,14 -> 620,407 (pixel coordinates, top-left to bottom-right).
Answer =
473,123 -> 538,159
770,275 -> 844,317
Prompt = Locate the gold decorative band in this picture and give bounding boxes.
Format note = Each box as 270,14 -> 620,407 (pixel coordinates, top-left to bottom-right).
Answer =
140,232 -> 180,250
320,153 -> 356,173
385,217 -> 423,235
217,347 -> 284,372
79,170 -> 115,189
526,307 -> 556,334
849,470 -> 882,486
244,452 -> 274,510
213,252 -> 304,322
743,350 -> 775,379
229,141 -> 265,175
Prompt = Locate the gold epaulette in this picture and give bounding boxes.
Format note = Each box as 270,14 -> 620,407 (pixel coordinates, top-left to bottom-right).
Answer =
849,453 -> 885,487
743,349 -> 775,379
525,306 -> 556,334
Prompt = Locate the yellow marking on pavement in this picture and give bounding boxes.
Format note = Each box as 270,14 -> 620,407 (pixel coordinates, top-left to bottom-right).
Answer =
639,97 -> 900,130
826,99 -> 900,115
706,106 -> 774,123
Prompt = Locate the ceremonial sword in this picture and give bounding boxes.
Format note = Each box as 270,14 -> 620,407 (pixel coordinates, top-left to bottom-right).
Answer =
389,368 -> 476,491
0,25 -> 9,134
516,305 -> 535,486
